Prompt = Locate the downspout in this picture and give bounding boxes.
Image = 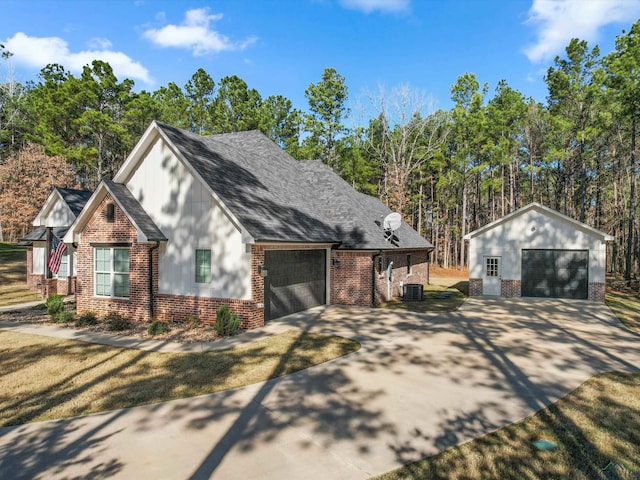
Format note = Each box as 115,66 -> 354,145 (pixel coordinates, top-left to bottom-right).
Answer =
371,250 -> 382,307
148,241 -> 160,321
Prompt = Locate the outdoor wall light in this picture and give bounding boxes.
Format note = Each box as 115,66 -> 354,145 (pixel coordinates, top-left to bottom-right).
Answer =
332,258 -> 340,267
258,265 -> 268,277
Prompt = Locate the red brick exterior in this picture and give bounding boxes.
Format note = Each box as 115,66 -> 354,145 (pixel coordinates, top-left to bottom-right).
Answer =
25,246 -> 76,297
469,278 -> 483,296
331,251 -> 374,306
588,282 -> 605,302
76,194 -> 153,323
331,249 -> 431,306
74,192 -> 435,329
501,279 -> 521,297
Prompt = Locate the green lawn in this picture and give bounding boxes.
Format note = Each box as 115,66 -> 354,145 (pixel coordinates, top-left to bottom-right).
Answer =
0,242 -> 40,306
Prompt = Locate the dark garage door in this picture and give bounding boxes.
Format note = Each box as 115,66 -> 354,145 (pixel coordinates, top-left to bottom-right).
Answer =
521,249 -> 588,299
264,249 -> 326,320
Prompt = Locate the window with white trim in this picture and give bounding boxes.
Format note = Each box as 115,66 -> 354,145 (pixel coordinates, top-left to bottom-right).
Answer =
195,249 -> 212,283
56,251 -> 69,278
95,247 -> 130,298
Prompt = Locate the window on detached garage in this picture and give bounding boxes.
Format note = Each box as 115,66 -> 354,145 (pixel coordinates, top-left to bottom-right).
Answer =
95,247 -> 130,298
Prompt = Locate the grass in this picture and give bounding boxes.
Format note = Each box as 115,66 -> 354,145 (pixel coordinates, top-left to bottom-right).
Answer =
373,372 -> 640,480
0,242 -> 40,306
0,329 -> 360,427
378,281 -> 468,314
606,290 -> 640,333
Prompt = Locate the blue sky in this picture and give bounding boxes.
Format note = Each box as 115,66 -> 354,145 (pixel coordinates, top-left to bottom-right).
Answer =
2,0 -> 640,123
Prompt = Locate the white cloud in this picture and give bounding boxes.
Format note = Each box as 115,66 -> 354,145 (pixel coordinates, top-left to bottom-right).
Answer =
4,32 -> 151,83
524,0 -> 640,63
143,7 -> 257,55
339,0 -> 410,14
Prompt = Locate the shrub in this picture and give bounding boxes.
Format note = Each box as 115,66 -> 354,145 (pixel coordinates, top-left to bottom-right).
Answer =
54,311 -> 74,324
147,320 -> 170,335
215,304 -> 241,337
104,312 -> 131,331
45,295 -> 64,316
75,311 -> 98,327
186,316 -> 202,330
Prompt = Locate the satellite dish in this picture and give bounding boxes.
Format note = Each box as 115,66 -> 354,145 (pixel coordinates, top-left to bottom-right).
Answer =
383,212 -> 402,231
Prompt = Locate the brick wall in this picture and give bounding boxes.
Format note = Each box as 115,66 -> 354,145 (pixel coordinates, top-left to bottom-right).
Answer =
76,194 -> 152,323
588,282 -> 605,302
469,278 -> 483,296
501,279 -> 521,297
372,250 -> 431,303
330,251 -> 373,306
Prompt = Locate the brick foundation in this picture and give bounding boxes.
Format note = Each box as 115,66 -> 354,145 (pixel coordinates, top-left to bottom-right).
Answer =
501,279 -> 521,297
469,278 -> 483,296
154,295 -> 263,330
588,282 -> 605,302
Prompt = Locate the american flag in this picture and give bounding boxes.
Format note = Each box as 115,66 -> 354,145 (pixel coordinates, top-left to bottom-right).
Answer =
48,233 -> 67,275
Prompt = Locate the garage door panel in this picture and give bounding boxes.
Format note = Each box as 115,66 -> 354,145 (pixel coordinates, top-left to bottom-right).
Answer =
265,250 -> 326,320
522,249 -> 588,300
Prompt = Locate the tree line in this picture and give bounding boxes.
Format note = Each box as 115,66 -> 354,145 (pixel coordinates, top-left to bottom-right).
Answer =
1,21 -> 640,280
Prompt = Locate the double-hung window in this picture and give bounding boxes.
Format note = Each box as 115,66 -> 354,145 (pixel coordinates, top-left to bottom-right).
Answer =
95,247 -> 130,298
56,251 -> 69,278
195,249 -> 212,283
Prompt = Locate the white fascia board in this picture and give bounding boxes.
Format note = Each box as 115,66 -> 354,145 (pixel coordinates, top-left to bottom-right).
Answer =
464,202 -> 614,242
113,121 -> 161,184
63,185 -> 106,244
63,182 -> 155,244
152,125 -> 256,245
32,188 -> 63,226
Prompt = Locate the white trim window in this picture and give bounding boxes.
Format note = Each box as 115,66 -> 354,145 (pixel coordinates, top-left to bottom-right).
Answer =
195,249 -> 212,283
56,251 -> 69,278
95,247 -> 130,298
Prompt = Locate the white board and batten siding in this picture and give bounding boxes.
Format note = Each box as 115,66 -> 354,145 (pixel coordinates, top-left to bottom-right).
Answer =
126,137 -> 252,300
467,208 -> 608,285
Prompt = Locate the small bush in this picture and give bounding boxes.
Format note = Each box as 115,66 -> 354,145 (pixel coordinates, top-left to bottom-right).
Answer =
147,320 -> 170,335
45,295 -> 64,316
186,316 -> 202,330
215,304 -> 241,337
105,312 -> 131,331
75,311 -> 98,327
54,311 -> 74,324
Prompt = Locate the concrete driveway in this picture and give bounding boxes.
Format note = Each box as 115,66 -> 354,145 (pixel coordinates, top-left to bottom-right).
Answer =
1,298 -> 638,479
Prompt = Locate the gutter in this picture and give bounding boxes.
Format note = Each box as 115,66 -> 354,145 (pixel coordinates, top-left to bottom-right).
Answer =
148,241 -> 160,320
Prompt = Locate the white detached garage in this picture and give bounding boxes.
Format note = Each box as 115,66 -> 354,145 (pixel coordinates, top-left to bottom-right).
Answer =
464,203 -> 614,302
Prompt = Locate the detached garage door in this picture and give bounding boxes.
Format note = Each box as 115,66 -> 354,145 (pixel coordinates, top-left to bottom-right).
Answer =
264,250 -> 326,320
521,249 -> 588,299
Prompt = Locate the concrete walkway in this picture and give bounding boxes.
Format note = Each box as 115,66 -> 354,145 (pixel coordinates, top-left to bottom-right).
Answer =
0,298 -> 638,479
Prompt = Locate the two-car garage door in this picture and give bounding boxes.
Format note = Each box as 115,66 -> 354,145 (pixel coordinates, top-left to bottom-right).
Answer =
264,250 -> 326,320
521,249 -> 588,299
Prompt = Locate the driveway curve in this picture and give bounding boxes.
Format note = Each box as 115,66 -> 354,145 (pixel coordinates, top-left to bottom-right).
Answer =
1,298 -> 638,479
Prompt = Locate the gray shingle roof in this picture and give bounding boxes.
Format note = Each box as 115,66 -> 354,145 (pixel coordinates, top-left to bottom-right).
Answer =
19,226 -> 69,245
104,179 -> 167,242
56,187 -> 92,217
157,122 -> 432,250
